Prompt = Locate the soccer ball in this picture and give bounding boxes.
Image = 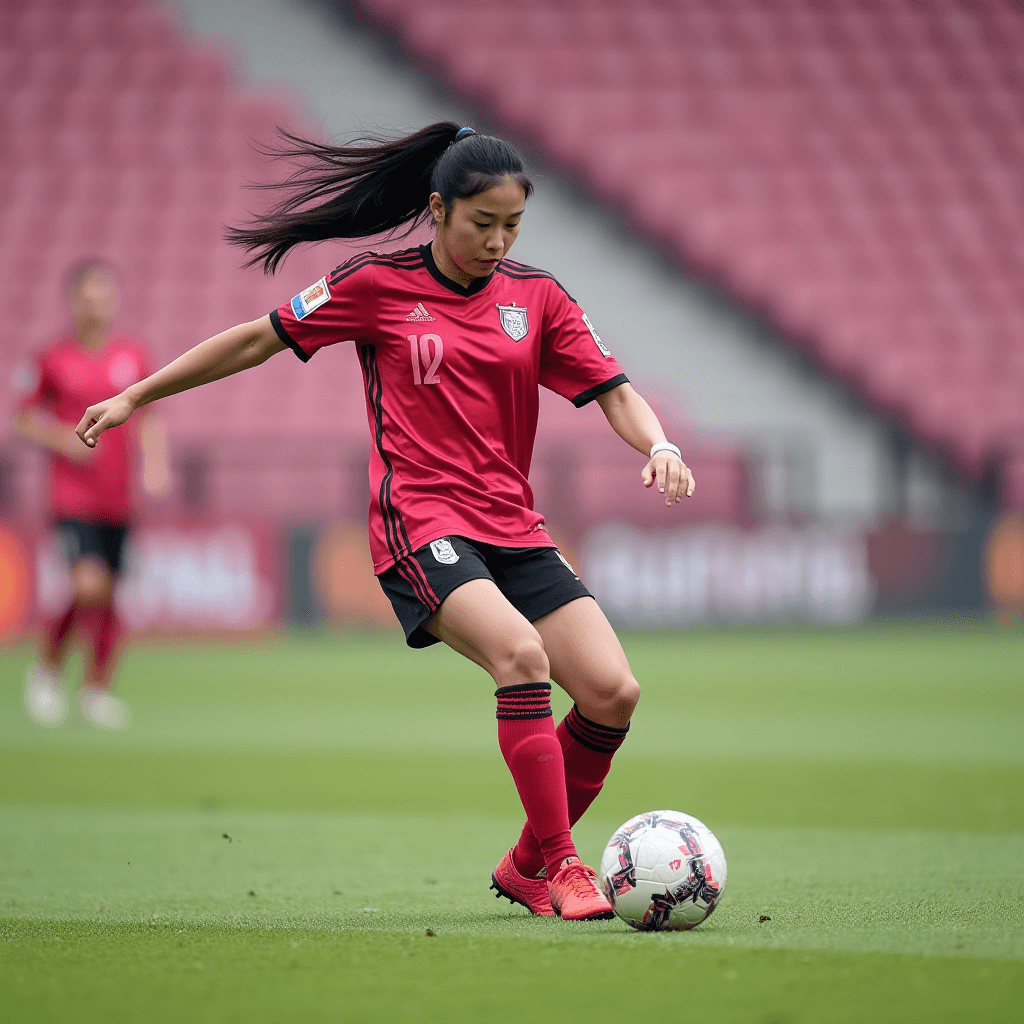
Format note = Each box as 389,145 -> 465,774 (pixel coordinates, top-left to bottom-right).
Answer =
598,810 -> 727,931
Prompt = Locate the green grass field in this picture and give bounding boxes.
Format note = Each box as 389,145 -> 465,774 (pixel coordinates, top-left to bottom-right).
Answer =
1,623 -> 1022,1023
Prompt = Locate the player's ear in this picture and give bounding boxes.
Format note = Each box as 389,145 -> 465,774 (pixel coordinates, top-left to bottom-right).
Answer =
428,192 -> 446,227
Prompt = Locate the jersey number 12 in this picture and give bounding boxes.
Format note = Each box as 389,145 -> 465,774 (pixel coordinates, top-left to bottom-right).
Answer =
409,334 -> 443,385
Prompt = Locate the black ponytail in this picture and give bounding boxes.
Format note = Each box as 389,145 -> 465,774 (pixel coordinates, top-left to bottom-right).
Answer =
226,121 -> 533,274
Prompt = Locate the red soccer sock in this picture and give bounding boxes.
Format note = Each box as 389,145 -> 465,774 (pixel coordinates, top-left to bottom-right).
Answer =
44,600 -> 80,666
78,602 -> 125,688
511,705 -> 630,879
495,683 -> 577,878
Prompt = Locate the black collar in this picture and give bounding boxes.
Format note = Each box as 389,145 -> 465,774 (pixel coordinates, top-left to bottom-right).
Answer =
420,243 -> 495,296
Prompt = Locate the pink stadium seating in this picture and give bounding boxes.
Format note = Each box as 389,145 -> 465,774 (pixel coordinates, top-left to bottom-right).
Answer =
0,0 -> 747,527
0,0 -> 373,520
355,0 -> 1024,501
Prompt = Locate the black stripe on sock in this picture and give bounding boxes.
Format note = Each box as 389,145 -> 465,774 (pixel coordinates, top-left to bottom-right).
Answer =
563,705 -> 630,753
495,683 -> 553,720
496,708 -> 553,720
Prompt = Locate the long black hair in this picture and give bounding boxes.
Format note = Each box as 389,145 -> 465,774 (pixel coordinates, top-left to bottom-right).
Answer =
226,121 -> 533,274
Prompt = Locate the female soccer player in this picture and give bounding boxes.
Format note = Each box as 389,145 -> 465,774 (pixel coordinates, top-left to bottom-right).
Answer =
76,124 -> 695,919
14,260 -> 168,729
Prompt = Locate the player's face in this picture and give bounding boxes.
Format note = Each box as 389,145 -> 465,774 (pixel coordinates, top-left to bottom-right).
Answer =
432,178 -> 526,282
69,268 -> 120,337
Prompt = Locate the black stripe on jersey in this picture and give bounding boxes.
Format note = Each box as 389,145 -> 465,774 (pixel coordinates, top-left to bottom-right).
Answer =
269,309 -> 310,363
360,344 -> 404,564
495,264 -> 575,302
328,250 -> 425,287
361,351 -> 436,605
572,372 -> 630,408
497,258 -> 556,278
358,344 -> 436,607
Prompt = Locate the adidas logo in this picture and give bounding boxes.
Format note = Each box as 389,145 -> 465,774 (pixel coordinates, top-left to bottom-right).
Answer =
406,302 -> 435,322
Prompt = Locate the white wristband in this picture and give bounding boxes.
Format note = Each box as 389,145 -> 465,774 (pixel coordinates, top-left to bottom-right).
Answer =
649,441 -> 682,460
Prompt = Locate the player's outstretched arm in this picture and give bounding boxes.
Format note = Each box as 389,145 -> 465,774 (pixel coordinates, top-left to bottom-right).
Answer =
76,316 -> 285,448
595,382 -> 695,506
13,407 -> 96,463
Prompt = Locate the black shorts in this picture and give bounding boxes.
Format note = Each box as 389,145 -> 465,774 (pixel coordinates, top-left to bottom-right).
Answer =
55,519 -> 129,575
378,536 -> 593,649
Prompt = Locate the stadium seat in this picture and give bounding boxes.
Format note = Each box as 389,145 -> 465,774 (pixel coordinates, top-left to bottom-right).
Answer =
355,0 -> 1024,500
0,0 -> 748,525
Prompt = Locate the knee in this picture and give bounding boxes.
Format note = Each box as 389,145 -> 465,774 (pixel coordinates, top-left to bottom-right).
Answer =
582,673 -> 640,727
608,674 -> 641,722
73,561 -> 114,606
494,633 -> 549,687
618,675 -> 641,718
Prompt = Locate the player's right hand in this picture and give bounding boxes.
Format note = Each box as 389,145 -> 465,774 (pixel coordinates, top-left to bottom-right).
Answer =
76,394 -> 136,448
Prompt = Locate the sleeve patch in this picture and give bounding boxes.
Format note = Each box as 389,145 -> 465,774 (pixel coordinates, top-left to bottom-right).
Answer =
581,312 -> 612,357
290,277 -> 331,320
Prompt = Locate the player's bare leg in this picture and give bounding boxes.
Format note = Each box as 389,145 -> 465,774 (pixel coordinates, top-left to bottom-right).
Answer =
509,596 -> 639,880
20,557 -> 108,728
73,557 -> 128,729
428,580 -> 613,919
426,577 -> 550,687
535,596 -> 640,729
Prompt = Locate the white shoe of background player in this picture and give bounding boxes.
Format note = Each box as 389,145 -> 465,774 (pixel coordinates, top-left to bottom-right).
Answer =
79,686 -> 129,730
24,665 -> 68,727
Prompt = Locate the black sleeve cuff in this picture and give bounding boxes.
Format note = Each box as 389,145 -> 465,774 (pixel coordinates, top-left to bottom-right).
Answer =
269,309 -> 311,363
571,373 -> 629,408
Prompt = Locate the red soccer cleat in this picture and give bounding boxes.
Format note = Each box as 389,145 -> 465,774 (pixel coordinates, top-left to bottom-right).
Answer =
547,857 -> 616,921
490,849 -> 555,916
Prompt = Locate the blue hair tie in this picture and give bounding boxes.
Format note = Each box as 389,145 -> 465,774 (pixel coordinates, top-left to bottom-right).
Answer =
455,126 -> 476,141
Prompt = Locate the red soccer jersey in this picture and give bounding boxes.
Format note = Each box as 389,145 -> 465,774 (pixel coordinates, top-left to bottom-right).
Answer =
271,245 -> 627,574
14,334 -> 151,524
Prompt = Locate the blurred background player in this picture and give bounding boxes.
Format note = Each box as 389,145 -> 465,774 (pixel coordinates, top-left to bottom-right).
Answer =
12,260 -> 169,729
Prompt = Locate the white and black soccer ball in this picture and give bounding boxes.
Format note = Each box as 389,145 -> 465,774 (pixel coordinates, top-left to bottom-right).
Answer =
598,810 -> 727,931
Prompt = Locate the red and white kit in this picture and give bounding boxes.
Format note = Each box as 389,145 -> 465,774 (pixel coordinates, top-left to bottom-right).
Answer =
15,335 -> 151,524
270,244 -> 627,573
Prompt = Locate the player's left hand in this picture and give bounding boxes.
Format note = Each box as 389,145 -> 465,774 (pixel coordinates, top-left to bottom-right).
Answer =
642,452 -> 695,506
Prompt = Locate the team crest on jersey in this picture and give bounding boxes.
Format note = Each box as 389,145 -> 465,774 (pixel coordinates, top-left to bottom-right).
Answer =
497,303 -> 530,342
582,312 -> 612,357
429,538 -> 460,565
291,277 -> 331,320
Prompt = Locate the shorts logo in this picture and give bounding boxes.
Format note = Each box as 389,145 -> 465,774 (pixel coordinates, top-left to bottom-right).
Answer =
582,312 -> 612,357
555,550 -> 579,579
291,277 -> 331,320
429,538 -> 460,565
497,303 -> 529,342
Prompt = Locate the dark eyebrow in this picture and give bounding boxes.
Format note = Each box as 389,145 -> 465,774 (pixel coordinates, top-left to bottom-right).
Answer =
473,208 -> 525,218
